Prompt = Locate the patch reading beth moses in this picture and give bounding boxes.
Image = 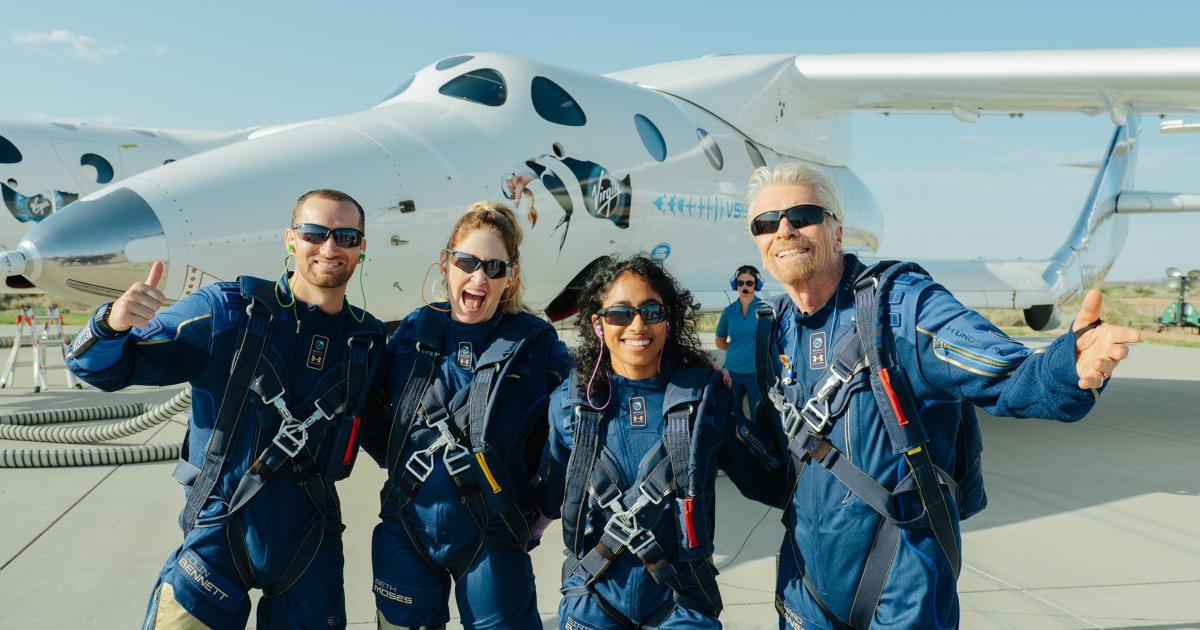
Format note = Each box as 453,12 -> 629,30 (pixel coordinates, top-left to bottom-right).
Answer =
629,396 -> 647,427
307,335 -> 329,370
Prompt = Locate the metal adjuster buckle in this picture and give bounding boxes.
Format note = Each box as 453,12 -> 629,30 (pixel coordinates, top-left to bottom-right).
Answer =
801,399 -> 832,434
404,450 -> 436,482
271,400 -> 333,458
443,443 -> 472,476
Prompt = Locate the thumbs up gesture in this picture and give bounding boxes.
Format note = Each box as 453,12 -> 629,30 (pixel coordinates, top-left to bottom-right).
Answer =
1072,288 -> 1142,389
106,261 -> 166,332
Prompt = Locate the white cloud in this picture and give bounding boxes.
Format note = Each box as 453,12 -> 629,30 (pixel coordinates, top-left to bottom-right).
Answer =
150,46 -> 169,56
9,29 -> 152,63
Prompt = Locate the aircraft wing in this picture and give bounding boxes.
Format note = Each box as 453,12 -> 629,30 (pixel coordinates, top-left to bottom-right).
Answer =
680,256 -> 1055,313
609,48 -> 1200,161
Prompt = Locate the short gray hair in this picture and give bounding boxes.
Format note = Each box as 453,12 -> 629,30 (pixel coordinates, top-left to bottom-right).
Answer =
745,163 -> 843,225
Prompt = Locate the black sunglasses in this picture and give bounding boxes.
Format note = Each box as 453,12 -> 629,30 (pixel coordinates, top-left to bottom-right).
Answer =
736,280 -> 756,287
596,302 -> 667,326
445,248 -> 511,280
292,223 -> 364,248
749,204 -> 832,236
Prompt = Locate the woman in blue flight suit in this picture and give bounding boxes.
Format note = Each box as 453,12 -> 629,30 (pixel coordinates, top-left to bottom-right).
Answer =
362,201 -> 570,630
541,255 -> 785,629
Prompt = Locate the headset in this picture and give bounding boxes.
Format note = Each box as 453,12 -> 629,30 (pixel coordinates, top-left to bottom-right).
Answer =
730,265 -> 763,291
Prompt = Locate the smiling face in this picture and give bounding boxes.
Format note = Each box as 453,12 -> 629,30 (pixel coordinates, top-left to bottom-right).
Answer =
443,228 -> 513,324
592,271 -> 667,380
285,196 -> 364,290
750,183 -> 842,287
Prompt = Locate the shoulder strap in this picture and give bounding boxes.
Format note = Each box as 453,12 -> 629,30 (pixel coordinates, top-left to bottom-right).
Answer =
178,291 -> 273,534
379,333 -> 440,507
753,297 -> 784,415
561,373 -> 606,556
852,260 -> 931,452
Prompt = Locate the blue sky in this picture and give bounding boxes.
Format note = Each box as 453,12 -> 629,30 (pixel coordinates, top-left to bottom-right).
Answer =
3,0 -> 1198,280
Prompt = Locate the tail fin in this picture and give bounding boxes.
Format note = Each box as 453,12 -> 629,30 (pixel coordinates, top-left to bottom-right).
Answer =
1039,118 -> 1139,309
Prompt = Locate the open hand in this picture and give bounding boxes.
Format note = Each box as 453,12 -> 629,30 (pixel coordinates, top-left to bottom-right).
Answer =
1072,289 -> 1141,389
107,261 -> 165,332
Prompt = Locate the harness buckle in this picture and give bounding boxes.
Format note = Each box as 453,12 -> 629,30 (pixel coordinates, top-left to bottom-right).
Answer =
801,398 -> 832,434
443,443 -> 473,476
273,422 -> 307,458
404,449 -> 436,482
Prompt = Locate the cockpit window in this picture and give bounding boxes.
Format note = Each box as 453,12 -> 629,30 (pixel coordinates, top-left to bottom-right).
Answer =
697,128 -> 722,170
81,153 -> 114,184
439,69 -> 507,107
745,140 -> 766,168
435,55 -> 474,71
381,75 -> 415,102
0,134 -> 20,164
634,114 -> 667,162
531,76 -> 586,127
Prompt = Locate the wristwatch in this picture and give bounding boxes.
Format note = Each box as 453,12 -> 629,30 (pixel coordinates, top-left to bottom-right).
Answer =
93,302 -> 125,337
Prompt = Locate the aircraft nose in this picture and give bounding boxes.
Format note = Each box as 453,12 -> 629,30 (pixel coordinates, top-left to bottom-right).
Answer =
12,186 -> 167,303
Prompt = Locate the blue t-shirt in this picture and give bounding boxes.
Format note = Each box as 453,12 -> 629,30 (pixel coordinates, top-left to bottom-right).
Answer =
715,297 -> 761,374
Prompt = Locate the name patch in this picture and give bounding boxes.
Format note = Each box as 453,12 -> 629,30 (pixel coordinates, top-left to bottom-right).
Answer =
307,335 -> 329,370
176,550 -> 242,612
456,341 -> 473,370
809,331 -> 827,370
372,577 -> 415,605
629,396 -> 647,428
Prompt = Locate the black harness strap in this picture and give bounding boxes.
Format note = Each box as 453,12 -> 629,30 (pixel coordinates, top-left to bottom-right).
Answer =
379,343 -> 439,509
178,292 -> 272,534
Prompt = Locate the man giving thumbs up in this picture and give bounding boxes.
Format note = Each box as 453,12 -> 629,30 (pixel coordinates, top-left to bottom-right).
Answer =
67,189 -> 386,630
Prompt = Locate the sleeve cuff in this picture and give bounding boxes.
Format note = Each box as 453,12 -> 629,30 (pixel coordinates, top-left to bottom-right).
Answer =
91,302 -> 129,340
1044,330 -> 1105,402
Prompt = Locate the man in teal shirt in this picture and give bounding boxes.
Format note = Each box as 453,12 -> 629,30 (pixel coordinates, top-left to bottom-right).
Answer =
715,264 -> 763,417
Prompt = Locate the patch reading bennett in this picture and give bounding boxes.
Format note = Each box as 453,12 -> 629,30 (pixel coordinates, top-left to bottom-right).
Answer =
175,550 -> 244,612
307,335 -> 329,370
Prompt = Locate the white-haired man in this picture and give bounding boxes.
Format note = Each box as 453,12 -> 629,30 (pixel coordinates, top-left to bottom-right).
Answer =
744,163 -> 1140,629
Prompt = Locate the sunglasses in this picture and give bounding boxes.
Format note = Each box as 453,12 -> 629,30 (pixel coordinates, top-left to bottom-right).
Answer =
749,204 -> 832,236
736,280 -> 756,287
444,248 -> 511,280
292,223 -> 364,248
596,302 -> 667,326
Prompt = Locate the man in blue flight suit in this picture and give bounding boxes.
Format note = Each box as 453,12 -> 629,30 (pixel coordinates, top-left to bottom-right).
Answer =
67,189 -> 386,629
743,164 -> 1142,629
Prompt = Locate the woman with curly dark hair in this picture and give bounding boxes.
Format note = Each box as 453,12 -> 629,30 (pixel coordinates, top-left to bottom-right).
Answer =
540,254 -> 785,629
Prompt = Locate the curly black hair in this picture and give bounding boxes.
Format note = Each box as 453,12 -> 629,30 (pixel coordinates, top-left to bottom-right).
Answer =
573,254 -> 713,402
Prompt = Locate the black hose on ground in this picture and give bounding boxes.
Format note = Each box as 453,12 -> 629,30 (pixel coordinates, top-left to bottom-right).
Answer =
0,389 -> 190,444
0,443 -> 181,467
0,402 -> 151,425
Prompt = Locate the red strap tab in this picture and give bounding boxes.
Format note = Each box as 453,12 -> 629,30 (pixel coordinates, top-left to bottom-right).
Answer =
682,498 -> 699,549
876,368 -> 910,427
342,416 -> 362,466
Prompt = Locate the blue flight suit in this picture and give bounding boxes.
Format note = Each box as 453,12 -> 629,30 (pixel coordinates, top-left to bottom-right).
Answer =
66,277 -> 385,629
362,305 -> 570,629
766,255 -> 1100,629
543,364 -> 785,628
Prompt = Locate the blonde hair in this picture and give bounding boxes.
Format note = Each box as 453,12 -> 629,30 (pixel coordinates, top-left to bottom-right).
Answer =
445,200 -> 528,314
745,163 -> 843,227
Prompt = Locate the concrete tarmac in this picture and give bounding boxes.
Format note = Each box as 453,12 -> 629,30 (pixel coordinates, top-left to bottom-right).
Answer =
0,327 -> 1197,629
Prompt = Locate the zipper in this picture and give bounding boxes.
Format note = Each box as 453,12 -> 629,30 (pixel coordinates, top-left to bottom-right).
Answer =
936,338 -> 1012,368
